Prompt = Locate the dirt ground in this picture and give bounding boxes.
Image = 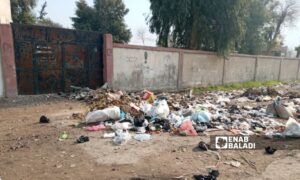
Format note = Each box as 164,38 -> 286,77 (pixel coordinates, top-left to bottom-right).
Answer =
0,95 -> 299,180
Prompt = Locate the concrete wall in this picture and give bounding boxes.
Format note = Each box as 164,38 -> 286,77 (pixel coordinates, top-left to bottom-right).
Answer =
110,43 -> 300,91
298,61 -> 300,79
256,57 -> 281,81
0,49 -> 4,97
113,47 -> 179,91
280,58 -> 299,81
223,55 -> 256,83
181,53 -> 224,87
0,0 -> 12,24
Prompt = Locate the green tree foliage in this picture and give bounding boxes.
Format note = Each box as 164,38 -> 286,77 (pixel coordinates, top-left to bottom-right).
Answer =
148,0 -> 298,56
36,18 -> 63,28
296,45 -> 300,58
237,0 -> 270,54
11,0 -> 37,24
72,0 -> 96,31
148,0 -> 249,55
11,0 -> 62,28
72,0 -> 132,43
239,0 -> 298,55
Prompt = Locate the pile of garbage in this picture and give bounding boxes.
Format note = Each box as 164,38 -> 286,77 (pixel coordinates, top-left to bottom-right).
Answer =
68,85 -> 300,145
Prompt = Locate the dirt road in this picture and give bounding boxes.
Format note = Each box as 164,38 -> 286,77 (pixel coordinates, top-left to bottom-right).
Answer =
0,96 -> 299,180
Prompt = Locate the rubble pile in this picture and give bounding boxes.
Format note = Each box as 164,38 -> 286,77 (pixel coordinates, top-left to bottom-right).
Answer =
68,84 -> 300,145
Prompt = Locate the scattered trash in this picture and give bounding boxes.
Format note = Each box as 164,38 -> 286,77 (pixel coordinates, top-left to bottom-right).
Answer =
169,113 -> 184,128
142,90 -> 155,103
85,106 -> 120,123
198,141 -> 210,151
225,161 -> 241,168
191,110 -> 211,124
103,132 -> 116,138
243,87 -> 280,97
150,99 -> 170,119
59,132 -> 68,141
179,120 -> 198,136
107,91 -> 123,100
39,115 -> 50,124
228,105 -> 240,114
111,122 -> 133,131
236,97 -> 249,103
113,130 -> 131,145
194,169 -> 219,180
283,117 -> 300,137
133,134 -> 151,141
265,146 -> 277,155
65,83 -> 300,148
85,124 -> 106,131
141,103 -> 153,116
266,97 -> 293,119
76,135 -> 89,144
217,96 -> 230,104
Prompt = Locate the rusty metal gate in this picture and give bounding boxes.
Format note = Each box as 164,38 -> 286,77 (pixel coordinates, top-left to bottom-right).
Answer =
12,23 -> 103,94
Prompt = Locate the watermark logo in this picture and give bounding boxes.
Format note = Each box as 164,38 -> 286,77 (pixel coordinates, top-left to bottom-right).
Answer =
213,136 -> 256,150
211,135 -> 300,150
215,136 -> 228,149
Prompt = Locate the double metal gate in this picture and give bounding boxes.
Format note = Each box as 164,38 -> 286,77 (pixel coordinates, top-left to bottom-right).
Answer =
12,24 -> 103,94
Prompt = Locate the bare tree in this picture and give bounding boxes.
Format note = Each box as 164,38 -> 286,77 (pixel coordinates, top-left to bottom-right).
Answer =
38,1 -> 47,20
136,28 -> 147,45
267,0 -> 298,53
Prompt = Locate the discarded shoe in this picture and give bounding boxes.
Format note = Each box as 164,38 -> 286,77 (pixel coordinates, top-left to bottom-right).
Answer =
76,135 -> 89,144
194,169 -> 219,180
39,115 -> 50,123
209,170 -> 220,178
198,141 -> 210,151
194,174 -> 212,180
265,146 -> 277,154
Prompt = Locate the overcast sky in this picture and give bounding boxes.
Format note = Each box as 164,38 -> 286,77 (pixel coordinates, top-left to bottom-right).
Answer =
35,0 -> 300,51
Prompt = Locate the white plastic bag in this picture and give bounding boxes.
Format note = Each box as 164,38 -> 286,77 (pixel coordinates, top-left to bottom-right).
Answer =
113,130 -> 131,145
140,103 -> 153,116
85,106 -> 120,123
284,118 -> 300,137
168,113 -> 184,128
111,122 -> 132,131
134,134 -> 151,141
150,100 -> 170,119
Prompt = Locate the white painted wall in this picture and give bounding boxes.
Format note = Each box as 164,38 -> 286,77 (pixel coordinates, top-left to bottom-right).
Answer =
112,45 -> 300,91
0,0 -> 12,24
113,48 -> 179,91
182,53 -> 224,87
